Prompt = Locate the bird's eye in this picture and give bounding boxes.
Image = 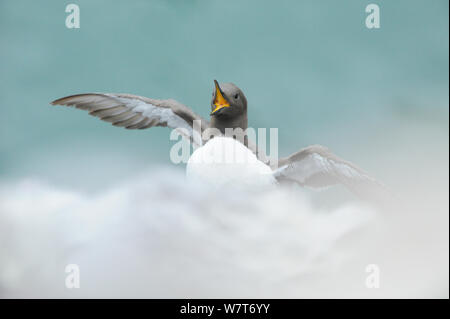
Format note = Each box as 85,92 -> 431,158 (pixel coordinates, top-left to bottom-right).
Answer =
234,94 -> 239,99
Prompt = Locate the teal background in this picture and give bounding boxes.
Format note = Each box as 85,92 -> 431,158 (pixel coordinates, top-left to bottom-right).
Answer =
0,0 -> 448,190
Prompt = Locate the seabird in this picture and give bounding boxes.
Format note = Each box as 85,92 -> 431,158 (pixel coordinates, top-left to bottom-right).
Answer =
51,80 -> 389,201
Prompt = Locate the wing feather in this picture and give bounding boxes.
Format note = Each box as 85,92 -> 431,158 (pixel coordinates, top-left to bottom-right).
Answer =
275,145 -> 392,202
51,93 -> 209,146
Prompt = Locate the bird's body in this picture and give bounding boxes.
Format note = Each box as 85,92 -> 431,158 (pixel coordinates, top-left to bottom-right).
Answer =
51,80 -> 391,203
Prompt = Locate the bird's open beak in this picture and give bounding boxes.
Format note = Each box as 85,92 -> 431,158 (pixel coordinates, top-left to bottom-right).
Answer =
211,80 -> 230,115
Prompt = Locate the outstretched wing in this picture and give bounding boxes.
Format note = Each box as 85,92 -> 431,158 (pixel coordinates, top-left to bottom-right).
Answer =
274,145 -> 391,202
51,93 -> 209,146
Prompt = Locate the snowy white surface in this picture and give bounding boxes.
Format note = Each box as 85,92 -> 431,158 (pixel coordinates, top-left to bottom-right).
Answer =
187,137 -> 276,188
0,166 -> 447,298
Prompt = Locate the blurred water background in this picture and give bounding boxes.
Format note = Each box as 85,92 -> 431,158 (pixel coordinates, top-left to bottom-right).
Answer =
0,0 -> 448,297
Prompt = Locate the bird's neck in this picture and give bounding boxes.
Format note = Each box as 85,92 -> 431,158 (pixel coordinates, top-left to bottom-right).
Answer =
210,114 -> 248,134
209,114 -> 248,146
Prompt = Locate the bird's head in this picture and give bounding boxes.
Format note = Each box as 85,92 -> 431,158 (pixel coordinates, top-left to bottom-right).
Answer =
210,80 -> 247,118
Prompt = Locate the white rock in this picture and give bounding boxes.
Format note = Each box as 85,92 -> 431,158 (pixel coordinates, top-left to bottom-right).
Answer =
186,137 -> 276,188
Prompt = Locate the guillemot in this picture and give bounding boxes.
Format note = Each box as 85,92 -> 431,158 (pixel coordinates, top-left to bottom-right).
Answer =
51,80 -> 389,201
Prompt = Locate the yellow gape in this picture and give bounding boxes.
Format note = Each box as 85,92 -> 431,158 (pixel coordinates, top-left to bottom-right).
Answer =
211,81 -> 230,114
